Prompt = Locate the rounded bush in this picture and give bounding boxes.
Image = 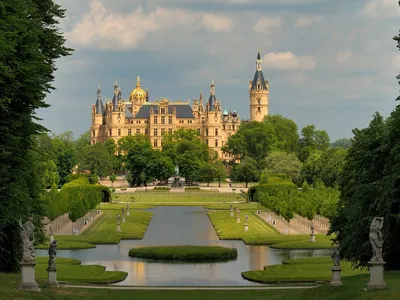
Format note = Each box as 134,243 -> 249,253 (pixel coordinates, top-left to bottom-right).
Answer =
129,245 -> 238,262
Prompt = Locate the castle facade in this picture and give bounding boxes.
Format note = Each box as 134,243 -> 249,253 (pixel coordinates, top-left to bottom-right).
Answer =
90,52 -> 269,159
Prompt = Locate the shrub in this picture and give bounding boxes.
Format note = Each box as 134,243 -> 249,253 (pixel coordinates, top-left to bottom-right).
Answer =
128,246 -> 238,262
154,187 -> 170,191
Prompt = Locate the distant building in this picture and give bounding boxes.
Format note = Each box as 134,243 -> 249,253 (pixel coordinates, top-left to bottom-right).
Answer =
91,52 -> 269,159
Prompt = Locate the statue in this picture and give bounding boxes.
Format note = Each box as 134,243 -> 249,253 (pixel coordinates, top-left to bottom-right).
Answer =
47,240 -> 57,271
19,218 -> 36,264
245,215 -> 249,222
236,208 -> 240,217
310,222 -> 315,235
175,165 -> 179,176
136,76 -> 140,86
230,203 -> 233,210
117,214 -> 121,225
331,242 -> 341,267
49,225 -> 53,236
122,208 -> 125,216
126,203 -> 130,210
369,217 -> 384,261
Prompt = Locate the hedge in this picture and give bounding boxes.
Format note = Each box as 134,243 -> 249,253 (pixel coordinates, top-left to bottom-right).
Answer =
44,177 -> 110,221
64,174 -> 99,185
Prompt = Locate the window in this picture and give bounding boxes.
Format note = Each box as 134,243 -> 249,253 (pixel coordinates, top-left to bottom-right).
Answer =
215,128 -> 218,136
257,99 -> 260,105
257,84 -> 260,89
161,116 -> 165,124
215,140 -> 218,147
154,129 -> 158,136
154,116 -> 158,124
206,129 -> 208,136
232,126 -> 235,130
161,128 -> 165,136
205,139 -> 208,145
188,120 -> 192,124
136,120 -> 141,124
128,129 -> 132,136
223,125 -> 226,130
197,128 -> 200,134
118,129 -> 121,136
109,129 -> 112,136
153,139 -> 158,147
161,108 -> 166,114
136,128 -> 140,134
168,116 -> 172,124
92,130 -> 95,137
258,107 -> 261,112
145,128 -> 149,135
168,128 -> 173,134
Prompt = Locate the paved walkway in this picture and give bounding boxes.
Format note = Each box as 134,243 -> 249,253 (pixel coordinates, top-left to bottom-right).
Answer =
65,284 -> 318,291
55,211 -> 103,235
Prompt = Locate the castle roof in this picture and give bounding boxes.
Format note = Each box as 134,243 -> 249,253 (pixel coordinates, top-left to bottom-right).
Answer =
250,70 -> 267,90
125,102 -> 195,119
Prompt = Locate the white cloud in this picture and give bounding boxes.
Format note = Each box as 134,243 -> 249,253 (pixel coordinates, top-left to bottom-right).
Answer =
253,17 -> 282,33
294,15 -> 324,28
66,0 -> 234,50
262,51 -> 318,70
336,51 -> 353,63
56,57 -> 93,74
363,0 -> 400,18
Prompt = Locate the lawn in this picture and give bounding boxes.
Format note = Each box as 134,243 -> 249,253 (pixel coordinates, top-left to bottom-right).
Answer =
112,192 -> 243,203
241,256 -> 368,283
1,272 -> 399,300
208,211 -> 333,249
100,202 -> 259,211
37,210 -> 153,249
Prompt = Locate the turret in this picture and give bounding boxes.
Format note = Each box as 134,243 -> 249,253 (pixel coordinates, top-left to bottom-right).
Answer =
112,80 -> 119,111
249,51 -> 269,122
208,80 -> 216,111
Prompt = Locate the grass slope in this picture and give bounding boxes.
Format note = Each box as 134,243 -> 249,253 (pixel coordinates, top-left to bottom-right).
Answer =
129,245 -> 238,262
208,211 -> 333,248
112,192 -> 241,203
242,256 -> 368,283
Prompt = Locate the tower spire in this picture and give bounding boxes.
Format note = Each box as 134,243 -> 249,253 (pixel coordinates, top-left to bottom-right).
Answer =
95,85 -> 104,114
256,51 -> 262,71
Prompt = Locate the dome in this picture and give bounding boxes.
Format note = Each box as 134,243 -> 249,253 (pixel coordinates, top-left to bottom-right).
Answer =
129,76 -> 146,103
223,110 -> 228,116
232,110 -> 238,117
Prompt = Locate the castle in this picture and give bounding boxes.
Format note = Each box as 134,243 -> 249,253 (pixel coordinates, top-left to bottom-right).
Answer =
90,52 -> 269,159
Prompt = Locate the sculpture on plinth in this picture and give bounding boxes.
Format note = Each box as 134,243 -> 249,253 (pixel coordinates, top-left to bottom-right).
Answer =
46,240 -> 59,287
309,221 -> 316,242
331,242 -> 340,267
330,241 -> 342,286
49,225 -> 54,242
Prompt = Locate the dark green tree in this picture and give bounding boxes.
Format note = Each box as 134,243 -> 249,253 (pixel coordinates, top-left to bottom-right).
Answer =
230,158 -> 259,187
332,138 -> 352,149
0,0 -> 72,271
264,114 -> 299,153
298,125 -> 330,162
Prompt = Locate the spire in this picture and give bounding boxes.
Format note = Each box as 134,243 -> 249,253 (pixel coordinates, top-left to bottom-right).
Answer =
251,51 -> 267,91
146,88 -> 149,102
95,85 -> 104,114
112,80 -> 120,111
136,76 -> 141,88
256,51 -> 262,71
199,89 -> 203,102
208,80 -> 216,110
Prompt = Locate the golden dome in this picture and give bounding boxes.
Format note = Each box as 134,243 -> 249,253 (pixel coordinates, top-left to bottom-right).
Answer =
129,76 -> 146,102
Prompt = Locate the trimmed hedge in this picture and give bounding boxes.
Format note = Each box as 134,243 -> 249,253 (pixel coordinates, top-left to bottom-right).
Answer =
128,245 -> 238,262
44,177 -> 110,221
64,173 -> 99,185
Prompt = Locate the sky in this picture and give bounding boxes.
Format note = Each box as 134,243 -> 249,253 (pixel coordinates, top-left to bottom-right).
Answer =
38,0 -> 400,141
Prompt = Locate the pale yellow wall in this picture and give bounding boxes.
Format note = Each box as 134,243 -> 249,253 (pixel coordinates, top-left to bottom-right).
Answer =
249,80 -> 269,122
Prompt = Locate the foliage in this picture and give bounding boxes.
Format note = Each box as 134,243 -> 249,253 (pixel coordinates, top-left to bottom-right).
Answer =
264,114 -> 299,153
128,245 -> 238,262
262,151 -> 302,182
78,142 -> 112,178
331,138 -> 352,149
64,173 -> 99,185
298,125 -> 330,162
0,0 -> 72,272
176,152 -> 202,185
230,158 -> 259,187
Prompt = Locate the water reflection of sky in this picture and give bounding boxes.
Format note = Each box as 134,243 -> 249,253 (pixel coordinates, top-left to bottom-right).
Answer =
36,206 -> 331,286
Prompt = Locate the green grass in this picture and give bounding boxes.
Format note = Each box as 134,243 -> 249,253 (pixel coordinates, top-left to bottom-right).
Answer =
37,210 -> 153,249
113,192 -> 242,203
1,272 -> 400,300
128,245 -> 238,262
241,256 -> 368,284
100,202 -> 258,211
33,257 -> 127,284
208,211 -> 334,248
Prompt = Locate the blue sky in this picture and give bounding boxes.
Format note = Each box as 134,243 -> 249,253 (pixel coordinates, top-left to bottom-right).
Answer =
38,0 -> 400,141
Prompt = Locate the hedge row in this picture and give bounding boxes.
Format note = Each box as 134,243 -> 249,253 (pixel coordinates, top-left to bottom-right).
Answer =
43,177 -> 110,221
248,178 -> 339,221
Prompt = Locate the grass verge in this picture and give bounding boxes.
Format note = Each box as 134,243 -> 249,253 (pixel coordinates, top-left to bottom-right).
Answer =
241,256 -> 368,284
128,245 -> 238,262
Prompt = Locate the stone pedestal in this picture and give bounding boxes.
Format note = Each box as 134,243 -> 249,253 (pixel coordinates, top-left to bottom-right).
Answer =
49,235 -> 54,243
116,225 -> 121,232
46,269 -> 59,288
20,263 -> 40,292
330,266 -> 342,286
236,217 -> 241,224
230,211 -> 234,217
309,234 -> 316,242
244,223 -> 249,232
126,210 -> 130,216
367,260 -> 387,290
122,217 -> 126,223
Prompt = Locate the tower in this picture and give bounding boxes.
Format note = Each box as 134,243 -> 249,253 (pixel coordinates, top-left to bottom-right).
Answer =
249,52 -> 269,122
91,85 -> 104,144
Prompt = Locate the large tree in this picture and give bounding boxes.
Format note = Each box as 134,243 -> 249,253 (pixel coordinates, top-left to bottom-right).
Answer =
298,125 -> 330,162
264,114 -> 299,153
0,0 -> 72,271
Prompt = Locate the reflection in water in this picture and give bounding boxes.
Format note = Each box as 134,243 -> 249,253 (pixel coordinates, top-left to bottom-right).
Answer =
36,206 -> 332,286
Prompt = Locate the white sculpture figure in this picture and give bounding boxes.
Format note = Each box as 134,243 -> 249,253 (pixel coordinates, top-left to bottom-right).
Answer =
19,218 -> 36,264
369,217 -> 384,261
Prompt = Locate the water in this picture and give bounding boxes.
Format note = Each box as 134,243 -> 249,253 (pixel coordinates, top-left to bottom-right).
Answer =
36,206 -> 331,286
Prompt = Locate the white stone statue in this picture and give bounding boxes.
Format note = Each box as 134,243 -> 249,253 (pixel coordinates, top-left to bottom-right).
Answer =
331,242 -> 341,267
175,165 -> 179,176
19,218 -> 36,264
369,217 -> 384,261
310,221 -> 315,235
117,214 -> 121,225
47,240 -> 57,271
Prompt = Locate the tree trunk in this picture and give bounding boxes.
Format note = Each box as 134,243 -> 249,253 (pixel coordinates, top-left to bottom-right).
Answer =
218,179 -> 221,187
246,182 -> 248,188
207,182 -> 210,187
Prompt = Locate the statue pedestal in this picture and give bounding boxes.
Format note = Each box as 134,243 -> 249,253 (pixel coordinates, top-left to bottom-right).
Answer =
46,269 -> 59,288
309,234 -> 316,242
116,225 -> 121,232
230,211 -> 234,217
49,235 -> 54,243
330,266 -> 342,286
236,217 -> 241,224
126,210 -> 130,216
122,217 -> 126,223
367,260 -> 387,290
244,223 -> 249,232
20,262 -> 40,292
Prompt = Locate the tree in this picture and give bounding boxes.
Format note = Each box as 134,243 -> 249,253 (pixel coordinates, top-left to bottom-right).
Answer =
298,125 -> 330,162
198,162 -> 218,187
148,152 -> 175,183
176,152 -> 202,185
214,160 -> 228,187
315,148 -> 347,187
75,131 -> 91,154
109,173 -> 117,187
264,114 -> 299,153
230,158 -> 259,187
125,140 -> 154,186
263,151 -> 302,181
332,138 -> 352,149
78,143 -> 112,178
0,0 -> 72,272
